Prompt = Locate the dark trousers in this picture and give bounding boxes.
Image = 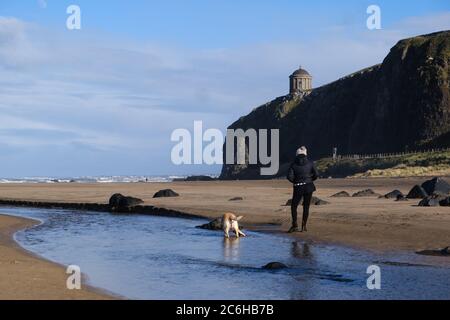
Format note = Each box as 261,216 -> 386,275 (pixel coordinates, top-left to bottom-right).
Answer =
291,185 -> 313,227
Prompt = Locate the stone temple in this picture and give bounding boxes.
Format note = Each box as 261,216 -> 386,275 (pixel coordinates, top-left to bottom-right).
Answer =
289,66 -> 312,95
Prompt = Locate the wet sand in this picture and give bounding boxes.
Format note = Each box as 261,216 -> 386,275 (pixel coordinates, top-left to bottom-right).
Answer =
0,214 -> 113,300
0,177 -> 449,253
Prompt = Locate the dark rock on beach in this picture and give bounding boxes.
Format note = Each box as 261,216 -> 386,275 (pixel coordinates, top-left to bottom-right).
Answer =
184,175 -> 216,181
331,191 -> 351,198
406,185 -> 428,199
109,193 -> 144,210
395,194 -> 408,201
196,218 -> 223,230
311,196 -> 330,205
262,262 -> 288,270
418,194 -> 447,207
421,177 -> 450,196
415,177 -> 450,206
153,189 -> 179,198
439,196 -> 450,206
229,197 -> 243,201
381,190 -> 404,199
352,189 -> 380,197
416,246 -> 450,257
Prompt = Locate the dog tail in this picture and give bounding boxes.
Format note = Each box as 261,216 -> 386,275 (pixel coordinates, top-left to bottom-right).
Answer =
236,215 -> 244,221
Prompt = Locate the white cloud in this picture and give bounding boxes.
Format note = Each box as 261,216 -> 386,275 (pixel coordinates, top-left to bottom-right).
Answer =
0,13 -> 448,176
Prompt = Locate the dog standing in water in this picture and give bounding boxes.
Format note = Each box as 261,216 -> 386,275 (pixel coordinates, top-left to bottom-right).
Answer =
222,212 -> 246,238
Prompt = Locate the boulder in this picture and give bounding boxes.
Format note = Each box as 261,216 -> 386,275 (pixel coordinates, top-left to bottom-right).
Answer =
262,262 -> 288,270
406,185 -> 428,199
421,177 -> 450,196
196,218 -> 223,230
418,194 -> 447,207
439,197 -> 450,206
153,189 -> 179,198
381,190 -> 404,199
395,194 -> 408,201
229,197 -> 243,201
108,193 -> 144,210
352,189 -> 380,197
331,191 -> 350,198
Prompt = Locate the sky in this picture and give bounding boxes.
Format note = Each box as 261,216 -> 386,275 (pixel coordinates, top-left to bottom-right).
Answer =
0,0 -> 449,177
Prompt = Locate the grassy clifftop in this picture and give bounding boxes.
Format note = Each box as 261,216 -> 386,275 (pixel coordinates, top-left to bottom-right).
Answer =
316,150 -> 450,178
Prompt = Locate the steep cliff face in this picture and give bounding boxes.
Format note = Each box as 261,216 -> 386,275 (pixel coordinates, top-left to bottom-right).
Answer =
220,31 -> 450,180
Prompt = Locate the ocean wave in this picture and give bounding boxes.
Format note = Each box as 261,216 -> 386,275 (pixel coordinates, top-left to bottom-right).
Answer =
0,175 -> 216,184
0,176 -> 173,184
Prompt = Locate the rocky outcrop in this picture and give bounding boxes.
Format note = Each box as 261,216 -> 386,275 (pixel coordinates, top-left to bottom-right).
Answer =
153,189 -> 179,198
409,177 -> 450,206
440,196 -> 450,206
406,185 -> 428,199
220,31 -> 450,179
416,247 -> 450,256
381,190 -> 404,199
331,191 -> 351,198
196,218 -> 223,230
310,197 -> 330,205
262,262 -> 288,270
418,194 -> 447,207
184,175 -> 216,181
421,177 -> 450,195
109,193 -> 144,211
352,189 -> 380,197
395,194 -> 408,201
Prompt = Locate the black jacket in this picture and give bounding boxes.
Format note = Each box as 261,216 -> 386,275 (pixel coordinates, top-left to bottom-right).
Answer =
287,155 -> 319,185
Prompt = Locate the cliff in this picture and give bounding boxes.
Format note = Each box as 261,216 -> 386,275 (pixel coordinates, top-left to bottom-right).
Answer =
220,31 -> 450,180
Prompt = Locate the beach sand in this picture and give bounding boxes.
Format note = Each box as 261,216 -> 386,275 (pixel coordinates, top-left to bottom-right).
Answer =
0,214 -> 112,300
0,177 -> 449,253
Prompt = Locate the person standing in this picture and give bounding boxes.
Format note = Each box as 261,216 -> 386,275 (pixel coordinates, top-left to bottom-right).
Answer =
287,146 -> 318,232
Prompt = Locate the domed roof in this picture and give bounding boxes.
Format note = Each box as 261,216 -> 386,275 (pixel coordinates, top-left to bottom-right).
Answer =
291,66 -> 311,77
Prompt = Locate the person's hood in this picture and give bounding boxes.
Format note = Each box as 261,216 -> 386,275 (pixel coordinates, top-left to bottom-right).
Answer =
294,154 -> 308,165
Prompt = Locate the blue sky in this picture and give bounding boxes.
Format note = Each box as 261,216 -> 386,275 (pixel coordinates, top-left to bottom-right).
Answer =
0,1 -> 449,177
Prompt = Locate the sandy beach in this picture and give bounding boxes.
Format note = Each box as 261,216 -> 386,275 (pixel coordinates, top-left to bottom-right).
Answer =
0,177 -> 449,254
0,214 -> 112,300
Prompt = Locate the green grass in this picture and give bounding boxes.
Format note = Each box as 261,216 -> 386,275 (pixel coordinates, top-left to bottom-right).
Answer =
316,150 -> 450,178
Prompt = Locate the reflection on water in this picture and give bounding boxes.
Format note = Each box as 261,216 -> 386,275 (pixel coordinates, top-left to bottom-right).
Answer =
1,206 -> 449,300
291,242 -> 312,259
223,237 -> 241,262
